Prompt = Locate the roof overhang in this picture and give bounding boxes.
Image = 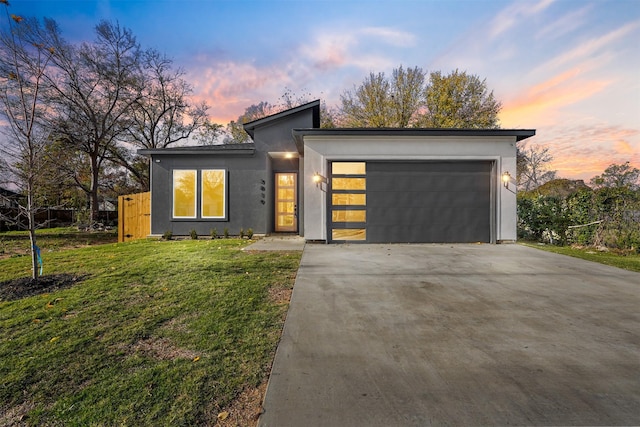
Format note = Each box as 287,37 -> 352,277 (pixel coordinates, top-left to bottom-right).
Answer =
138,143 -> 256,156
292,128 -> 536,154
243,100 -> 321,139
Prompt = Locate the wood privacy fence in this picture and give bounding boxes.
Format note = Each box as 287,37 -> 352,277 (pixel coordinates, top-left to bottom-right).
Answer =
118,192 -> 150,242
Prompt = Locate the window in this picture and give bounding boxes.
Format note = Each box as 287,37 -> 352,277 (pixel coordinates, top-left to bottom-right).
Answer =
173,170 -> 196,218
172,169 -> 226,220
330,162 -> 366,242
202,170 -> 226,218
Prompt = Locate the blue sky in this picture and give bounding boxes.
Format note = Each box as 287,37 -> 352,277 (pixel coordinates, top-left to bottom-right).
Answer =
8,0 -> 640,180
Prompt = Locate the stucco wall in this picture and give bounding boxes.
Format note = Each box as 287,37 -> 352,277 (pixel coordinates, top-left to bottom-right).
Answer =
301,135 -> 518,242
146,105 -> 315,237
149,153 -> 268,236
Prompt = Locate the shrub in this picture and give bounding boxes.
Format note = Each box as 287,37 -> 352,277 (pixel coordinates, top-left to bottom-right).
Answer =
518,185 -> 640,251
210,228 -> 218,239
223,227 -> 229,239
246,228 -> 254,239
190,229 -> 198,240
163,230 -> 173,240
239,228 -> 245,239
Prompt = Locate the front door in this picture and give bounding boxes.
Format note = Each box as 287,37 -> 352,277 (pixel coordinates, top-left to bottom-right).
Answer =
275,172 -> 298,232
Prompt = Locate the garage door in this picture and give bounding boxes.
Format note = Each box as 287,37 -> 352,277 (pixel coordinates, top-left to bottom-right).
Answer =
329,161 -> 493,243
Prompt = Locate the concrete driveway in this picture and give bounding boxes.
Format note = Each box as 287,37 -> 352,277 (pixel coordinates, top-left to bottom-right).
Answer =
258,244 -> 640,426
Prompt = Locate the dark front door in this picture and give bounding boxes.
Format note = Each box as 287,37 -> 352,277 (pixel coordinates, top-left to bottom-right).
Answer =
275,172 -> 298,232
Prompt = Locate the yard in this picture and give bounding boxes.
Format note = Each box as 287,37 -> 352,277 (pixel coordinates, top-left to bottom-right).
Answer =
520,242 -> 640,272
0,230 -> 301,426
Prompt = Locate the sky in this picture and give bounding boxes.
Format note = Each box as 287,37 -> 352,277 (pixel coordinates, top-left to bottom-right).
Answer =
7,0 -> 640,182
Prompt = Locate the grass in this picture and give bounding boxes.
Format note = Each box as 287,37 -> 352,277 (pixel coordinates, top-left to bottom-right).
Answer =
0,226 -> 117,259
0,233 -> 301,426
520,242 -> 640,272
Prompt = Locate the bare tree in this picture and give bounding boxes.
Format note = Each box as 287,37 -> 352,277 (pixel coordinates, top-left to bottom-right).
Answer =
223,101 -> 277,144
517,142 -> 557,191
43,20 -> 143,226
112,49 -> 216,189
0,4 -> 55,280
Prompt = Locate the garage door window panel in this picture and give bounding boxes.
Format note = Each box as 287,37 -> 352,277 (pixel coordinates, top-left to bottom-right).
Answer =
330,162 -> 367,242
332,193 -> 366,206
332,177 -> 366,191
332,229 -> 366,241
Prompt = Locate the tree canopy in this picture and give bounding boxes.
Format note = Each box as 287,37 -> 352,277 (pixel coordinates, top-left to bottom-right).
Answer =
590,162 -> 640,190
338,66 -> 501,129
0,10 -> 217,226
420,69 -> 501,128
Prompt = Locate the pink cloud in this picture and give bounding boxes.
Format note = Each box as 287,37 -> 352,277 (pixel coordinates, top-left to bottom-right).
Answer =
500,67 -> 611,127
185,60 -> 295,123
528,124 -> 640,180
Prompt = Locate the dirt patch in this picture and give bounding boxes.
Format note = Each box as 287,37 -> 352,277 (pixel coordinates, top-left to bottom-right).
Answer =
124,337 -> 200,361
0,274 -> 87,302
210,381 -> 267,427
267,286 -> 293,305
0,399 -> 35,426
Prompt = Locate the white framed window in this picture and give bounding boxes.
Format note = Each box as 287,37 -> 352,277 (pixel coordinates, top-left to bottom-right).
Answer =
201,169 -> 226,219
173,169 -> 197,218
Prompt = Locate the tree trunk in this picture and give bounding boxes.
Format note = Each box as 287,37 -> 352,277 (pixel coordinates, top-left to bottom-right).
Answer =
89,153 -> 100,227
27,191 -> 39,281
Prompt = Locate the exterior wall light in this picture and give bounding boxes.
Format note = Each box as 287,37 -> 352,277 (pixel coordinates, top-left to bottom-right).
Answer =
502,171 -> 511,188
313,172 -> 328,191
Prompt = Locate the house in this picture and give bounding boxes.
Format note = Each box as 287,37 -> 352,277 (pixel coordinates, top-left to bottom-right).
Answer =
0,187 -> 22,208
139,100 -> 535,243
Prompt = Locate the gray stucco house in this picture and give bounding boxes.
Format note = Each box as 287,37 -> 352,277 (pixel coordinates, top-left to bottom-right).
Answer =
139,100 -> 535,243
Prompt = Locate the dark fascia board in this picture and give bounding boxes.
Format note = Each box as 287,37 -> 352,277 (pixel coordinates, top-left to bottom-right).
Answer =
0,187 -> 22,198
138,143 -> 255,156
243,100 -> 321,139
292,128 -> 536,153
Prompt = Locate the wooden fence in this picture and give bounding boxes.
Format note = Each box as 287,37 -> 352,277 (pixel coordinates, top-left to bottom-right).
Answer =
118,192 -> 150,242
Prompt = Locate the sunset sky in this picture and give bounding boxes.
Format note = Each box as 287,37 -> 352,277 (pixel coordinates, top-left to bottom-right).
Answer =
9,0 -> 640,181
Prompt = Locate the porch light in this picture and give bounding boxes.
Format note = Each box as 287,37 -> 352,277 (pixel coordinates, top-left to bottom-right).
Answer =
313,173 -> 327,184
502,171 -> 511,188
313,172 -> 328,190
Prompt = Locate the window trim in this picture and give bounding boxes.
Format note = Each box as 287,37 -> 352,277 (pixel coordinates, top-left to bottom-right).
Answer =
172,168 -> 228,221
172,169 -> 197,219
201,169 -> 227,220
329,161 -> 367,242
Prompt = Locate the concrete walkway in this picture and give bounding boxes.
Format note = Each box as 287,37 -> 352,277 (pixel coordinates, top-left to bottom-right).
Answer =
258,244 -> 640,426
242,235 -> 306,251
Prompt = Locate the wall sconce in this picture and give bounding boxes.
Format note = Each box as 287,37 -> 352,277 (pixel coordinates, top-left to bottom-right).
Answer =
502,171 -> 511,188
313,172 -> 328,191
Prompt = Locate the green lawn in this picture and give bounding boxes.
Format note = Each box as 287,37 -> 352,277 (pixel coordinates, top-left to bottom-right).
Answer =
0,235 -> 301,426
0,226 -> 117,259
520,242 -> 640,272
